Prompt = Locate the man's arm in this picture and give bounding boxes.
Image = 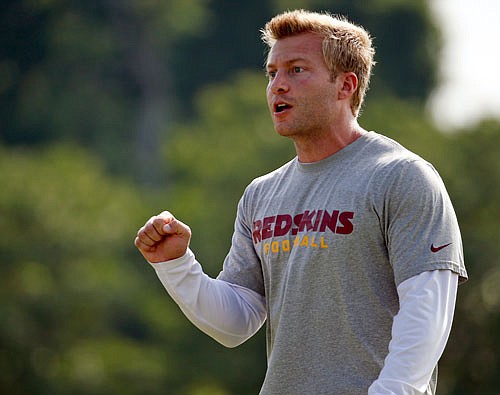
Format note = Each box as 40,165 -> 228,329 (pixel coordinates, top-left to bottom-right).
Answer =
368,269 -> 458,395
135,212 -> 266,347
151,250 -> 266,347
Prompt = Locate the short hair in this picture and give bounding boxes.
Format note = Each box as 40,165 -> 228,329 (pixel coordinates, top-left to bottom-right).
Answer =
261,9 -> 376,117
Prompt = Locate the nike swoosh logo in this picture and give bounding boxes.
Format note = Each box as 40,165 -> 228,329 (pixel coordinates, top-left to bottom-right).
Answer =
430,243 -> 452,253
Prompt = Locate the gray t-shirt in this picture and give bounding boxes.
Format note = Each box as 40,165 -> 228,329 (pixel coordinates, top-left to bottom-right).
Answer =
217,131 -> 467,395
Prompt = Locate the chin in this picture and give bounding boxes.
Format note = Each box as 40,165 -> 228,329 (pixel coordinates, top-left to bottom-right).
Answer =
277,127 -> 304,141
275,129 -> 293,138
274,123 -> 294,137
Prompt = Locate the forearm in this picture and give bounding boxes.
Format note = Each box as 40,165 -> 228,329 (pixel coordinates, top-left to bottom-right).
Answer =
150,249 -> 267,347
368,270 -> 458,395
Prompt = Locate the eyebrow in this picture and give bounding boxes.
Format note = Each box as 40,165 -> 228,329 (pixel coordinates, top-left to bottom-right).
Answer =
266,57 -> 310,69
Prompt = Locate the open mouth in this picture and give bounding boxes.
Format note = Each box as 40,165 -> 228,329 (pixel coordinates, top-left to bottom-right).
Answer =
275,103 -> 292,113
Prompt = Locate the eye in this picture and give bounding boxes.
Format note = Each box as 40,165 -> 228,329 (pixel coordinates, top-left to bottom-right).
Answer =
266,70 -> 277,80
292,66 -> 304,74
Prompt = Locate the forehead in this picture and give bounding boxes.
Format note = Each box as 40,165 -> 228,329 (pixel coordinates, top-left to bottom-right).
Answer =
266,32 -> 325,67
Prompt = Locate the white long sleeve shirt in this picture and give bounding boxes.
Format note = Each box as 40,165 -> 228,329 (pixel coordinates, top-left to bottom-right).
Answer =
150,249 -> 458,394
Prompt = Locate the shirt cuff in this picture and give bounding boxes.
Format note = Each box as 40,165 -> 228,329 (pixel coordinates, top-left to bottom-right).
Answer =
148,249 -> 194,270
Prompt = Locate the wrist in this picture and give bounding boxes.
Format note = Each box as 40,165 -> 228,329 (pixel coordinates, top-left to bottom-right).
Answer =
148,249 -> 193,268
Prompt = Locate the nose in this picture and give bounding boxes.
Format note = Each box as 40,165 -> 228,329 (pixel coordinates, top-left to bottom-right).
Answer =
269,71 -> 289,94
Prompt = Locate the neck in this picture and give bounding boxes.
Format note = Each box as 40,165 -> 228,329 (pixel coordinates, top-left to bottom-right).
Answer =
294,120 -> 366,163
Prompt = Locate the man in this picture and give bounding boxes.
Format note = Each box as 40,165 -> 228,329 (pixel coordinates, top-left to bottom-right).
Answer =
135,10 -> 468,395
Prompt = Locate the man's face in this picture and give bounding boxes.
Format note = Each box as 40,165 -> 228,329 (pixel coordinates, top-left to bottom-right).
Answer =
266,32 -> 340,139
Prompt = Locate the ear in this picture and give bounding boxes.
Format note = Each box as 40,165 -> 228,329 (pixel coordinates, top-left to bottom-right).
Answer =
337,72 -> 358,100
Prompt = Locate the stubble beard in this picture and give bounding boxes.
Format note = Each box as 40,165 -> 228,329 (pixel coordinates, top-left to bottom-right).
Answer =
274,107 -> 330,143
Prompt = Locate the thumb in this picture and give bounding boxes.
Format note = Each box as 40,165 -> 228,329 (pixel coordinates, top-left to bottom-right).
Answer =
162,218 -> 190,237
162,222 -> 174,234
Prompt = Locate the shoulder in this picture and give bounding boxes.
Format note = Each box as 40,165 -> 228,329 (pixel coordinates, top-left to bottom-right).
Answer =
363,132 -> 439,181
358,133 -> 449,207
363,132 -> 423,166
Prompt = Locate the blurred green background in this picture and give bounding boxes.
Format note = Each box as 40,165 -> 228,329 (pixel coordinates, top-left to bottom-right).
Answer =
1,1 -> 499,394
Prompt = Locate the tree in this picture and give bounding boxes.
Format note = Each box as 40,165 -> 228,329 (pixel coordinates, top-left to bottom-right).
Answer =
0,0 -> 210,185
0,144 -> 174,394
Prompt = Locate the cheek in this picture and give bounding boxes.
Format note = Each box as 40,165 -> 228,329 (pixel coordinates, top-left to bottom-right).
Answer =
302,92 -> 337,121
266,87 -> 273,110
312,86 -> 337,108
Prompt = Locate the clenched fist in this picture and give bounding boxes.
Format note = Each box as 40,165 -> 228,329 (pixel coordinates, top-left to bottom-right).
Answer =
134,211 -> 191,263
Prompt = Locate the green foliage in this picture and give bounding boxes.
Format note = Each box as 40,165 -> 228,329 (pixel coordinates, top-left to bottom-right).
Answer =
0,145 -> 176,394
0,143 -> 266,394
0,0 -> 211,183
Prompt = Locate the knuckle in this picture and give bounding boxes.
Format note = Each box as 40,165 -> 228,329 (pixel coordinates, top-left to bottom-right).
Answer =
152,217 -> 164,227
138,229 -> 147,238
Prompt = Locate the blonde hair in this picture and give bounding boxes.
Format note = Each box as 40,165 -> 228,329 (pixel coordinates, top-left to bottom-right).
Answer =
261,9 -> 376,117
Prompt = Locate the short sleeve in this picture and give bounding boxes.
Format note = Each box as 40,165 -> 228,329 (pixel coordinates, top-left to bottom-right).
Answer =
383,159 -> 468,286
